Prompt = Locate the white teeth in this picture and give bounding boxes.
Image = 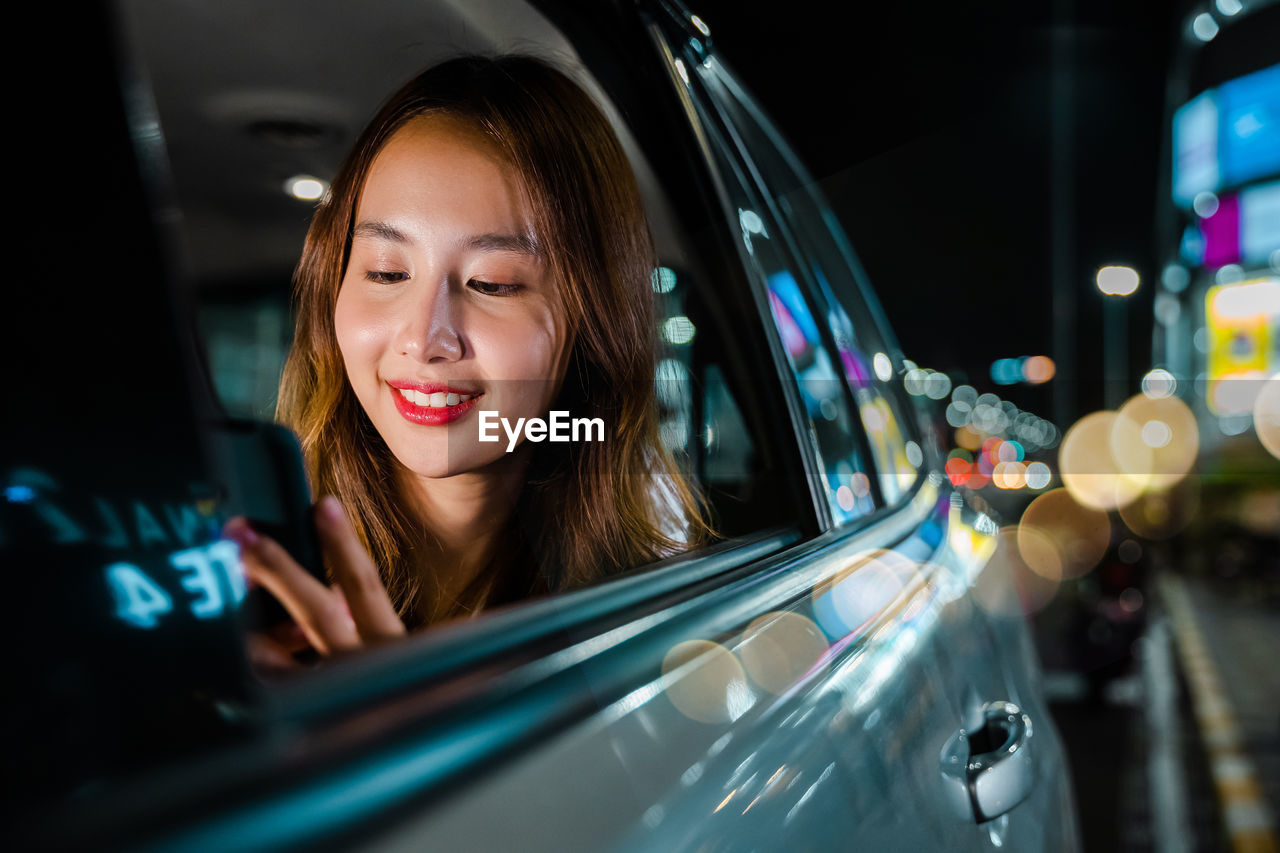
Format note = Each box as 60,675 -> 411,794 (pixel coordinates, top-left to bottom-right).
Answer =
397,387 -> 476,407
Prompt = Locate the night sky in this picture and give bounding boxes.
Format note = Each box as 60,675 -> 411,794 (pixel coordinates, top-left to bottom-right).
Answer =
692,0 -> 1186,427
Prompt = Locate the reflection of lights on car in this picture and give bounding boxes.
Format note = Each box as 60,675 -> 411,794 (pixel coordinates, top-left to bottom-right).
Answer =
873,352 -> 892,382
740,612 -> 828,695
651,266 -> 677,293
661,316 -> 696,345
662,640 -> 752,724
972,527 -> 1059,617
905,441 -> 923,468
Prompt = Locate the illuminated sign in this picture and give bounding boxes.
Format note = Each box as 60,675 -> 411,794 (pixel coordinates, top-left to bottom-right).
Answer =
1173,63 -> 1280,208
107,540 -> 246,629
1205,277 -> 1280,415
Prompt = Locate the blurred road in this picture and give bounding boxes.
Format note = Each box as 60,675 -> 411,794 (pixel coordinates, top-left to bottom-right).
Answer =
1162,573 -> 1279,852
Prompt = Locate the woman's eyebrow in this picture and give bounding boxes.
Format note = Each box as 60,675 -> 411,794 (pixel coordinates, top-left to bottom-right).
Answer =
352,221 -> 541,259
462,231 -> 542,258
352,220 -> 409,244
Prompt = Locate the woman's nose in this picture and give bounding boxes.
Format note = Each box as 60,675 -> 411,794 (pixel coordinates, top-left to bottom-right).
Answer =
397,279 -> 463,362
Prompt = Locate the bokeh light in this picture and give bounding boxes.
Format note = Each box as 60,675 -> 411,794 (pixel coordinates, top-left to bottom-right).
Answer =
662,640 -> 751,725
1019,488 -> 1111,580
739,612 -> 829,695
1193,191 -> 1220,218
972,527 -> 1060,618
1023,356 -> 1056,384
1115,393 -> 1199,491
285,175 -> 327,201
1096,265 -> 1140,296
1256,373 -> 1280,459
661,316 -> 696,345
1118,475 -> 1201,540
1060,410 -> 1149,510
945,457 -> 972,486
956,426 -> 983,452
1025,461 -> 1052,489
1192,12 -> 1220,41
873,352 -> 893,382
812,549 -> 917,640
1141,368 -> 1177,399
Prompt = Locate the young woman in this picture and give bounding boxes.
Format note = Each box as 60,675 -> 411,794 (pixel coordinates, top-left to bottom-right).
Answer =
225,55 -> 712,665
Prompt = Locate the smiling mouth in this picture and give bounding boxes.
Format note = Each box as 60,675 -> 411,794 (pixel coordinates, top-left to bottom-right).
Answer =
396,388 -> 478,408
390,385 -> 483,426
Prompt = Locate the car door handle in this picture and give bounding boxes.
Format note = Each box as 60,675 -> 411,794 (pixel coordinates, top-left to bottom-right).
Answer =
939,700 -> 1035,823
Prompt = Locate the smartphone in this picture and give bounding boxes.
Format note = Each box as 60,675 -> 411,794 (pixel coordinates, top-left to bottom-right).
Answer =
206,419 -> 324,629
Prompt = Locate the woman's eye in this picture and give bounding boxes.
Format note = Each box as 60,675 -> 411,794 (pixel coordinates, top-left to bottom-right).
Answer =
467,279 -> 522,296
365,270 -> 409,284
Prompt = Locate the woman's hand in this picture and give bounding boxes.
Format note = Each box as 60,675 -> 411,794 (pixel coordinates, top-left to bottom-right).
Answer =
224,496 -> 405,669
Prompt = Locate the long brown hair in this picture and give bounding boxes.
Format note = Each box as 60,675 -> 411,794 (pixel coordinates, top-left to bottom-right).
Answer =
278,55 -> 713,627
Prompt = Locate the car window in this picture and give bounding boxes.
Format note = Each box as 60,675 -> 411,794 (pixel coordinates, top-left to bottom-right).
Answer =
116,0 -> 814,629
661,47 -> 900,525
669,47 -> 927,511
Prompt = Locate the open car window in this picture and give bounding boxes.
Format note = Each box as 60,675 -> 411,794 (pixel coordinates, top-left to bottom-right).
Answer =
119,0 -> 801,541
3,5 -> 824,825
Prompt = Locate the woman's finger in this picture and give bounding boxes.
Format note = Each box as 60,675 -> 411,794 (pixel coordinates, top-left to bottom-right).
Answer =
246,631 -> 303,676
225,517 -> 361,654
315,497 -> 406,642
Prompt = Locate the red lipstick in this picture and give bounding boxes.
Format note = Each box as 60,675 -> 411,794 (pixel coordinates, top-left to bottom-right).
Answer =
388,381 -> 482,426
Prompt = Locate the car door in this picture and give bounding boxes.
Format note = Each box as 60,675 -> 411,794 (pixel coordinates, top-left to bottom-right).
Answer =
636,5 -> 1080,849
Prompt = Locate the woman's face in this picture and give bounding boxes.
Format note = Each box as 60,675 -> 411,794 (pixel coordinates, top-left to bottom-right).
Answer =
334,115 -> 571,479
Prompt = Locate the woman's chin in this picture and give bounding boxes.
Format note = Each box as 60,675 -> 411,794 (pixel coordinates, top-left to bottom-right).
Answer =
394,446 -> 518,481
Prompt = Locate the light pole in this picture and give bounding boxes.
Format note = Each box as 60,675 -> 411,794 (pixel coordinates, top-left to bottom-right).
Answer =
1096,265 -> 1140,409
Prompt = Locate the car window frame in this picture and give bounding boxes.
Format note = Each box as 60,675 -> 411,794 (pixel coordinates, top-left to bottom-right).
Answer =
643,7 -> 934,526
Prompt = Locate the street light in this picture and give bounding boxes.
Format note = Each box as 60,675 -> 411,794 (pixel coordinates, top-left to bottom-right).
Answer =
1097,265 -> 1140,296
1097,265 -> 1140,408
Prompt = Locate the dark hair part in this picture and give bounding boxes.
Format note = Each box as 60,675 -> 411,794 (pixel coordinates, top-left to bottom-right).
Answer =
278,55 -> 713,627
